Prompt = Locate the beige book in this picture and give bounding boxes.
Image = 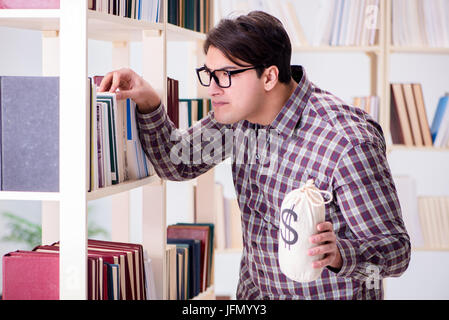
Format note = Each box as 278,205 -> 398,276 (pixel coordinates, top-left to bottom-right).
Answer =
418,197 -> 431,248
440,197 -> 449,248
402,83 -> 424,146
412,83 -> 433,146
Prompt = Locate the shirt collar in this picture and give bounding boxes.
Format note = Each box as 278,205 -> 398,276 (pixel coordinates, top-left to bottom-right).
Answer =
268,65 -> 313,137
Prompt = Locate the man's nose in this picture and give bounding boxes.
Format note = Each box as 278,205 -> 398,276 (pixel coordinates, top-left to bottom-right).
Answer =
208,77 -> 224,96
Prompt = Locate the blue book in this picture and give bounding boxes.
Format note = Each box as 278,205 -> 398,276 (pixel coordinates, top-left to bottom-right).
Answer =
0,76 -> 59,192
430,95 -> 449,142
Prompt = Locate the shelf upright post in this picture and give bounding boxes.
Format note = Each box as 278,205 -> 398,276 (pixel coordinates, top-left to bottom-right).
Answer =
141,0 -> 168,300
383,0 -> 392,138
110,40 -> 131,243
59,0 -> 89,300
41,30 -> 60,246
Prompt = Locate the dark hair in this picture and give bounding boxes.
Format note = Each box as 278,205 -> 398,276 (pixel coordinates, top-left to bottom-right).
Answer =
204,11 -> 292,84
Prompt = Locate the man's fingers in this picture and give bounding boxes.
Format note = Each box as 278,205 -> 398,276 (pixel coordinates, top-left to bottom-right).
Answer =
312,253 -> 336,269
308,243 -> 334,256
309,231 -> 336,245
317,221 -> 333,232
115,89 -> 133,101
109,71 -> 121,93
98,72 -> 113,92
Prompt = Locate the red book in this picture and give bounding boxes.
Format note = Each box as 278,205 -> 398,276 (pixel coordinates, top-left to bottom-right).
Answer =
0,0 -> 59,9
2,251 -> 59,300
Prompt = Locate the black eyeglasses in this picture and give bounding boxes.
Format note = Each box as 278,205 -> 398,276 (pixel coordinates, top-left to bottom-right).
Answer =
196,65 -> 264,88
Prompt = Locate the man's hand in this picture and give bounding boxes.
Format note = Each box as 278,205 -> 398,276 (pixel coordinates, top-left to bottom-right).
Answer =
308,221 -> 342,271
98,67 -> 161,114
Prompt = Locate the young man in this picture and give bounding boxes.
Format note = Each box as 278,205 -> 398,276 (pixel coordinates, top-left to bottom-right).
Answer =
99,11 -> 410,299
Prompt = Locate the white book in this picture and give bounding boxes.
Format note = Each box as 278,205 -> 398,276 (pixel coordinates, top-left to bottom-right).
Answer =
317,0 -> 336,46
393,175 -> 424,248
143,251 -> 158,300
331,0 -> 344,46
338,0 -> 351,46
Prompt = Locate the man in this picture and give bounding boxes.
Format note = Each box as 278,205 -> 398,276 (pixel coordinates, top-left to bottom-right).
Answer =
99,11 -> 411,299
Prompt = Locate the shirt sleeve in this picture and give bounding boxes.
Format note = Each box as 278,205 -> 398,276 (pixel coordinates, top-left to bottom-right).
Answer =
329,141 -> 411,283
135,103 -> 231,181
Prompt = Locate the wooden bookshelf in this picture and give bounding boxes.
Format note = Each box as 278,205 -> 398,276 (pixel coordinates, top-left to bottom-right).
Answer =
0,0 -> 216,300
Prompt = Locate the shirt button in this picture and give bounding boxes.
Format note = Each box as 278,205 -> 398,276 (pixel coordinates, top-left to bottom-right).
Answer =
263,296 -> 270,300
258,270 -> 264,277
251,241 -> 257,247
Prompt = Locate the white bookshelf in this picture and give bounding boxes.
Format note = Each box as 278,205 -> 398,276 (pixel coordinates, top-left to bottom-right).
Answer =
0,0 -> 216,300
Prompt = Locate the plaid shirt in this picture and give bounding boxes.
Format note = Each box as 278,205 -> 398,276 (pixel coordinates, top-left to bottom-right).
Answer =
136,66 -> 411,300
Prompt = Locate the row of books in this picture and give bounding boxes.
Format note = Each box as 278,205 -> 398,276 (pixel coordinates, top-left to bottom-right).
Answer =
2,239 -> 156,300
418,196 -> 449,249
392,0 -> 449,48
321,0 -> 380,47
430,94 -> 449,148
90,78 -> 155,192
390,83 -> 434,147
215,0 -> 308,47
353,95 -> 380,122
167,0 -> 212,33
0,0 -> 164,23
89,0 -> 164,23
167,77 -> 211,130
165,223 -> 214,300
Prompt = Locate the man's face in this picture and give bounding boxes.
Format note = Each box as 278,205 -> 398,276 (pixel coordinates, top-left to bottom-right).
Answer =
205,46 -> 265,124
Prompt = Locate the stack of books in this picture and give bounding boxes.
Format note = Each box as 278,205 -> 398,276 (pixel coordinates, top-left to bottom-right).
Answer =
2,239 -> 155,300
166,223 -> 214,300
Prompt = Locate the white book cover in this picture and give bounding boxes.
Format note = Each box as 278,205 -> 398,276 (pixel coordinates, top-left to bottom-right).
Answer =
393,175 -> 424,248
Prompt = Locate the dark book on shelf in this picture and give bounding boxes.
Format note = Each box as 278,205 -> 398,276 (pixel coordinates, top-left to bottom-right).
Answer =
390,83 -> 414,146
167,238 -> 201,299
0,76 -> 59,192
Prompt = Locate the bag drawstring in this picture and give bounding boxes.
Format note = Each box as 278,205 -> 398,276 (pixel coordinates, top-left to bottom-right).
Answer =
300,179 -> 333,207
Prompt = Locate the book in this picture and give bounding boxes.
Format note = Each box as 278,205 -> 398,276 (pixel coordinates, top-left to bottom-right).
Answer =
2,251 -> 59,300
393,175 -> 424,248
402,83 -> 424,147
411,83 -> 433,147
431,95 -> 449,147
0,76 -> 59,192
390,83 -> 414,146
2,239 -> 149,300
167,224 -> 210,292
0,0 -> 59,9
167,238 -> 201,299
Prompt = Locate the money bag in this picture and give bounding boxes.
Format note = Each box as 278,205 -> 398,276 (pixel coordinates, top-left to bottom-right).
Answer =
278,179 -> 332,283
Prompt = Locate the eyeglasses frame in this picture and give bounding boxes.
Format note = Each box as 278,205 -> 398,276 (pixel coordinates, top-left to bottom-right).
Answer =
195,65 -> 265,88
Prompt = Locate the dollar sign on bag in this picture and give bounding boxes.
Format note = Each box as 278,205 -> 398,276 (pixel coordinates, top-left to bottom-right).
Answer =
281,205 -> 298,249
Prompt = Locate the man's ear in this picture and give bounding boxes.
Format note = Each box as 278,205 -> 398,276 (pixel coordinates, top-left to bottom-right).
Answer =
263,66 -> 279,91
